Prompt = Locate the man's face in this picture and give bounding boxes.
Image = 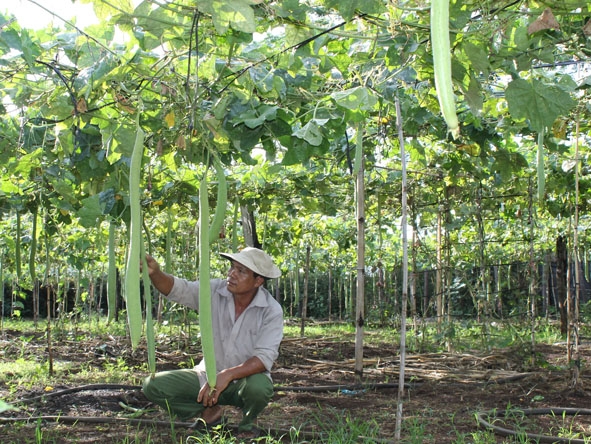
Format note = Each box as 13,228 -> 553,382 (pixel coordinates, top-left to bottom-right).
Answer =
226,260 -> 262,295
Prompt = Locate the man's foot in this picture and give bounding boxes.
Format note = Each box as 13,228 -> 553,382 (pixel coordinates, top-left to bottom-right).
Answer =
189,406 -> 224,432
201,406 -> 223,424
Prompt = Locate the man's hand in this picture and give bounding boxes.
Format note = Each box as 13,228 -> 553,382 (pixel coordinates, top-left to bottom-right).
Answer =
144,254 -> 161,277
143,254 -> 174,295
197,370 -> 234,407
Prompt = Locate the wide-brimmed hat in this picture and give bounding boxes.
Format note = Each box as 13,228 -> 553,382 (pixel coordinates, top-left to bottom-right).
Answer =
220,247 -> 281,279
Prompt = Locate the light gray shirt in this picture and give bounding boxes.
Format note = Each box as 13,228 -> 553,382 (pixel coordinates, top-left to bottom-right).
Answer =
166,277 -> 283,383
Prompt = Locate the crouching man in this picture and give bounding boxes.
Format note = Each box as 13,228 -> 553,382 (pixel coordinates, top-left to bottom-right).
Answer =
142,247 -> 283,439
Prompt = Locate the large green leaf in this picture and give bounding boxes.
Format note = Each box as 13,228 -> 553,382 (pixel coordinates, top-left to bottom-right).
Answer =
234,105 -> 279,129
331,87 -> 377,111
77,194 -> 103,228
198,0 -> 257,34
324,0 -> 386,20
292,119 -> 326,146
505,78 -> 576,132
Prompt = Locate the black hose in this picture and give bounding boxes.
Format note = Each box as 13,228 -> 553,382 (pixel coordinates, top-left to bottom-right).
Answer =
476,407 -> 591,443
275,382 -> 405,392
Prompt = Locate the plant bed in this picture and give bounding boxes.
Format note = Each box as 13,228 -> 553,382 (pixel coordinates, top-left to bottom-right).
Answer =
1,321 -> 590,443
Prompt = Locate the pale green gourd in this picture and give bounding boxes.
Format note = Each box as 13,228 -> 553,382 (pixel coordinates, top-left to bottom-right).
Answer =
352,124 -> 364,176
537,130 -> 545,201
124,118 -> 145,349
107,219 -> 117,322
199,175 -> 217,391
431,0 -> 460,139
208,158 -> 227,244
28,207 -> 37,283
141,241 -> 156,375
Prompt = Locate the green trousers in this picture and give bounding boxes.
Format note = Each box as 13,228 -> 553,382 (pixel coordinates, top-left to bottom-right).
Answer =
142,369 -> 274,431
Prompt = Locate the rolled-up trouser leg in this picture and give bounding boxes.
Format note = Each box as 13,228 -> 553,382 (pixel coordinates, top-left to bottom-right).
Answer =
142,369 -> 204,420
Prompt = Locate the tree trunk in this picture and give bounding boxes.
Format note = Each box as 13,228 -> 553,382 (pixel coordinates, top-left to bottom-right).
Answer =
354,135 -> 365,380
355,158 -> 365,379
328,267 -> 332,321
300,245 -> 310,337
423,271 -> 429,318
556,235 -> 568,336
240,205 -> 261,248
377,262 -> 385,325
571,120 -> 581,370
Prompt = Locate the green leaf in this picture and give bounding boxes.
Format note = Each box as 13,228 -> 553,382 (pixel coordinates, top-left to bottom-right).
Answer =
77,194 -> 103,228
84,0 -> 134,20
198,0 -> 256,34
0,178 -> 21,194
505,78 -> 576,132
491,150 -> 528,182
235,105 -> 278,129
0,28 -> 23,51
331,87 -> 377,111
324,0 -> 386,20
273,0 -> 308,21
463,41 -> 490,76
293,119 -> 326,146
74,55 -> 120,95
0,399 -> 16,413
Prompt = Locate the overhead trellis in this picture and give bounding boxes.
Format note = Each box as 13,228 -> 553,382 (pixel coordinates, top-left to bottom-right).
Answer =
0,0 -> 587,341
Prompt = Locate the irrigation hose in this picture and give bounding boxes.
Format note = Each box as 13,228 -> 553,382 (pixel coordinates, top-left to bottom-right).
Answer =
476,407 -> 591,444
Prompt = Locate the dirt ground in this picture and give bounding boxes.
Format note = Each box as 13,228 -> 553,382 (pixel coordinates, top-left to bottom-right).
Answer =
1,327 -> 591,443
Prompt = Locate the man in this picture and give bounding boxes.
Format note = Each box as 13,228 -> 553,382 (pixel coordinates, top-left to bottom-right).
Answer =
142,247 -> 283,439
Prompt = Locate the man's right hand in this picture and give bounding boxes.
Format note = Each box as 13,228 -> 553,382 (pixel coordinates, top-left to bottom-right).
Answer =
144,254 -> 174,295
144,254 -> 161,277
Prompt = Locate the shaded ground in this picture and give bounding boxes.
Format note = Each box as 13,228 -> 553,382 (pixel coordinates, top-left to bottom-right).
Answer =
1,326 -> 591,443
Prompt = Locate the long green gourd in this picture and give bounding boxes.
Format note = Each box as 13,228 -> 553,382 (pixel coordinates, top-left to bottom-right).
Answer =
28,206 -> 37,283
199,174 -> 217,392
352,123 -> 363,176
165,210 -> 172,274
107,219 -> 117,322
208,158 -> 227,244
124,116 -> 146,349
231,196 -> 239,252
430,0 -> 460,139
537,129 -> 545,201
140,241 -> 156,375
15,212 -> 21,281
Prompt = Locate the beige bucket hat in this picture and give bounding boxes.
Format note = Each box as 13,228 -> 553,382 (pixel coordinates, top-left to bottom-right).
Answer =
220,247 -> 281,279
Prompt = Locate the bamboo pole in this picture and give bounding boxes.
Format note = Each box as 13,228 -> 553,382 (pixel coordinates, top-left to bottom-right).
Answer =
394,95 -> 408,442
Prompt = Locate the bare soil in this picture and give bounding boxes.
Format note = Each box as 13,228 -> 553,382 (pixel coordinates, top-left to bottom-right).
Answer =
1,325 -> 590,443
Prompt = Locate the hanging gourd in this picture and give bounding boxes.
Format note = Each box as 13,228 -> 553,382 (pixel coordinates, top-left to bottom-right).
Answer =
199,173 -> 217,392
431,0 -> 460,139
124,114 -> 146,349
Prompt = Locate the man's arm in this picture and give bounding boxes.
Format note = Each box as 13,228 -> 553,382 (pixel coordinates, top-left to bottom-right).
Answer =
145,255 -> 174,295
220,356 -> 266,381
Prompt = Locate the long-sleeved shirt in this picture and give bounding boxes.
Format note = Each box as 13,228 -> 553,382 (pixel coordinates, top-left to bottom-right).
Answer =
166,277 -> 283,382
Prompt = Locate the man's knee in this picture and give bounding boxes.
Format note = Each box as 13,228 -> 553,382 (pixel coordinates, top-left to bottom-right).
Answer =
240,375 -> 274,403
142,375 -> 161,402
